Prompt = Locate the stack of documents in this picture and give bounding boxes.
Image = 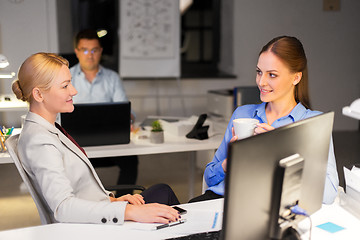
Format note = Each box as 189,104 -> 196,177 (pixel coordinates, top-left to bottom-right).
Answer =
125,209 -> 222,234
342,166 -> 360,218
160,116 -> 214,137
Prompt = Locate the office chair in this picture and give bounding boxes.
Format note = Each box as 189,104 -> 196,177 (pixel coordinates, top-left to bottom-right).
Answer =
5,134 -> 55,224
106,184 -> 145,194
202,175 -> 208,194
5,134 -> 145,225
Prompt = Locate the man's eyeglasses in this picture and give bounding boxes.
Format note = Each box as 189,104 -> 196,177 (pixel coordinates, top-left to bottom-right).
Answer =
77,48 -> 101,55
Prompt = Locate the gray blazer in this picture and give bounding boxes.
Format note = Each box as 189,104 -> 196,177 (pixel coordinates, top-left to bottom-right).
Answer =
18,112 -> 127,224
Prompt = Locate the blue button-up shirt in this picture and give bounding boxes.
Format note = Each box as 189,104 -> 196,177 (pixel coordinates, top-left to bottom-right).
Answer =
70,64 -> 128,103
205,102 -> 339,204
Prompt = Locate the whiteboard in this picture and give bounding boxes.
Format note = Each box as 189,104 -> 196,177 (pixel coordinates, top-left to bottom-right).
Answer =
119,0 -> 180,78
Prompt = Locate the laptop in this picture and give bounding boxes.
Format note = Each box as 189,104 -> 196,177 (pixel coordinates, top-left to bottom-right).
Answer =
60,102 -> 131,147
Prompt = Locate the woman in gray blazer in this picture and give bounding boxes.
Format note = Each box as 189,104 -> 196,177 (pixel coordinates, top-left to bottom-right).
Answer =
12,52 -> 180,224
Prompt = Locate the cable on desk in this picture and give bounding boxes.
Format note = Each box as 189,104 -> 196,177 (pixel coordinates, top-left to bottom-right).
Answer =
289,205 -> 312,240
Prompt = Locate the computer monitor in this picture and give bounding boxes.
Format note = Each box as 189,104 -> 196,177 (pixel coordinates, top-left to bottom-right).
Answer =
221,112 -> 334,240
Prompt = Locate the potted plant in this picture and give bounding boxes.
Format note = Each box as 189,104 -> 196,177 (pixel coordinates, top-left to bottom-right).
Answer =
150,120 -> 164,144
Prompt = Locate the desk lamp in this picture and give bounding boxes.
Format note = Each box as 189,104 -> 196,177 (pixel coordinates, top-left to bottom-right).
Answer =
0,54 -> 21,104
0,54 -> 15,79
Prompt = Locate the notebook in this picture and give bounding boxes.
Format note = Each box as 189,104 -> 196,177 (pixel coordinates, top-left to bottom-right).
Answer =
60,102 -> 131,147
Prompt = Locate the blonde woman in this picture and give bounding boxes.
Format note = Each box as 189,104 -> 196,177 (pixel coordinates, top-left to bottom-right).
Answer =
12,52 -> 180,224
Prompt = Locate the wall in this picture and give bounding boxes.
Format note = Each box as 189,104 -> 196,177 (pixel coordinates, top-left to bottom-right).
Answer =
56,0 -> 73,54
126,0 -> 360,130
123,78 -> 238,122
0,0 -> 359,130
0,0 -> 58,126
232,0 -> 360,130
219,0 -> 234,75
0,0 -> 58,85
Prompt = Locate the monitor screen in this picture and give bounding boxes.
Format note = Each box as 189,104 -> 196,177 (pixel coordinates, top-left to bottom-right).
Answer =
60,102 -> 131,147
221,112 -> 334,240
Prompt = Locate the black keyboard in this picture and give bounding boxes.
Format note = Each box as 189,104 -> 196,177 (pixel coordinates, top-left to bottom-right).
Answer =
166,230 -> 221,240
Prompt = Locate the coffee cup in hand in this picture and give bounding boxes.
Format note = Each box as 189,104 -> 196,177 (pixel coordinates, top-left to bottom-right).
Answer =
232,118 -> 259,140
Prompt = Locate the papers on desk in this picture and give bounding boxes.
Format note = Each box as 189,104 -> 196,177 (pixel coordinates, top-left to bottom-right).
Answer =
125,209 -> 222,233
139,116 -> 194,137
128,220 -> 187,231
341,166 -> 360,219
160,116 -> 216,137
344,166 -> 360,193
181,209 -> 222,232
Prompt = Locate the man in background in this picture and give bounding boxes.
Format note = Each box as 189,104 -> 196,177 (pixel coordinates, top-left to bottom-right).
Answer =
70,29 -> 138,196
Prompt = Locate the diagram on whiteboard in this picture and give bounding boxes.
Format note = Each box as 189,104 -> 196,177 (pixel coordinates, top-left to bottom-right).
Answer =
121,0 -> 176,59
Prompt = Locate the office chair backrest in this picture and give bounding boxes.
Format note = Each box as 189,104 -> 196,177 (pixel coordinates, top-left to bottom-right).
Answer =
202,175 -> 208,194
5,134 -> 55,225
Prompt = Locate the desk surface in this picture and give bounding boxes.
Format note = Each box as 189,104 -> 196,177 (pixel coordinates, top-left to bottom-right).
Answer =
299,201 -> 360,239
0,120 -> 225,199
0,120 -> 226,163
0,199 -> 223,240
84,119 -> 226,158
84,130 -> 224,159
0,96 -> 29,111
0,198 -> 359,240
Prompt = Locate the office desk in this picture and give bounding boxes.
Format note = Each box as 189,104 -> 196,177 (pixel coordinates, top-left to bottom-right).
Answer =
83,126 -> 224,159
299,202 -> 360,239
86,126 -> 225,198
0,121 -> 226,198
0,198 -> 359,240
0,96 -> 29,111
0,199 -> 223,240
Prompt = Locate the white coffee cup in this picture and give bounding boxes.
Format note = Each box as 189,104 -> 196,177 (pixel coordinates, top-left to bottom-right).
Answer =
232,118 -> 259,140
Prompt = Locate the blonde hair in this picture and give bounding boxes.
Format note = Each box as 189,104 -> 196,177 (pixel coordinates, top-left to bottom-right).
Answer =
12,53 -> 69,103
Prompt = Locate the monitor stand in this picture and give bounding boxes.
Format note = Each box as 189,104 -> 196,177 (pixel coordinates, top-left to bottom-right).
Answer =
269,154 -> 304,239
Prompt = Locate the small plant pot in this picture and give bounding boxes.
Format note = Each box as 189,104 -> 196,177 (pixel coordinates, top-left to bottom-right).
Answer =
150,131 -> 164,144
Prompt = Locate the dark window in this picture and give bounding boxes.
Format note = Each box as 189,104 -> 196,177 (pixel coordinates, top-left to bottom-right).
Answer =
64,0 -> 233,78
181,0 -> 231,78
71,0 -> 119,71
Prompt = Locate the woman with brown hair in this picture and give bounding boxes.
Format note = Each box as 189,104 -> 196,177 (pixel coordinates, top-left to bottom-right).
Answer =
191,36 -> 339,204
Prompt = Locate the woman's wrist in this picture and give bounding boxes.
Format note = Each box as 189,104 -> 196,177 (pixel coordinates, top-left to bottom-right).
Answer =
124,204 -> 135,221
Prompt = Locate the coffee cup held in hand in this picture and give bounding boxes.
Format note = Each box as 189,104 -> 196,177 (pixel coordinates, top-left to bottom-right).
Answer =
232,118 -> 259,140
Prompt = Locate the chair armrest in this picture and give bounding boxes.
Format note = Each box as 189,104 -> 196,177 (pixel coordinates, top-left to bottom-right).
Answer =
106,185 -> 146,192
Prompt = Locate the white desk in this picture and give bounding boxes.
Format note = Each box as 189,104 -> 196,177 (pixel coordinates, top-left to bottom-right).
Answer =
299,201 -> 360,239
83,125 -> 224,159
0,120 -> 226,198
1,198 -> 359,240
0,199 -> 223,240
0,133 -> 223,161
86,126 -> 225,198
0,95 -> 29,111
